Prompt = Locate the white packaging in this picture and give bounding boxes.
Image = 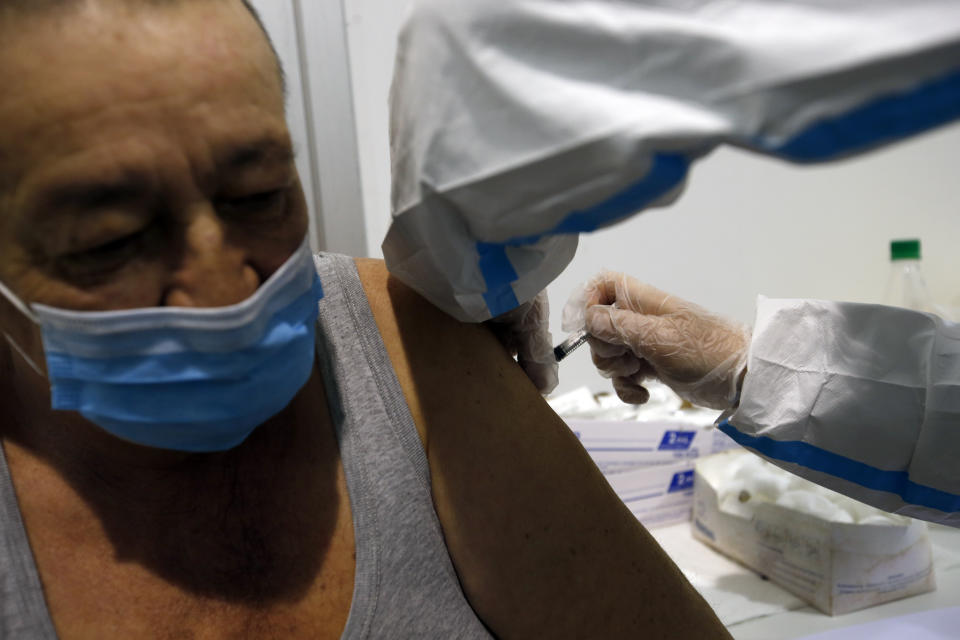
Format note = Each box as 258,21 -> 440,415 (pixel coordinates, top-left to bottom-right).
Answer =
692,451 -> 936,615
554,385 -> 738,528
567,418 -> 739,475
605,459 -> 699,529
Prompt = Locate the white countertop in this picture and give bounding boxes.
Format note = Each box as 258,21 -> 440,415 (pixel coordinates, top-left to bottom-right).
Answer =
652,521 -> 960,638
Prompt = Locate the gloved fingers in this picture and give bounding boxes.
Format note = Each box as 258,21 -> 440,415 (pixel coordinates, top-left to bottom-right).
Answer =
488,290 -> 558,395
563,271 -> 674,332
580,271 -> 619,308
516,322 -> 557,396
514,342 -> 558,394
575,271 -> 674,314
586,336 -> 627,358
561,270 -> 633,331
561,281 -> 591,332
591,351 -> 642,379
517,290 -> 550,331
611,375 -> 650,405
514,308 -> 554,363
518,357 -> 559,395
611,273 -> 676,315
585,305 -> 666,359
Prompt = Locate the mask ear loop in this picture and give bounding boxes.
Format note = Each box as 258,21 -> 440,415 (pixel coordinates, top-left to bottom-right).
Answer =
0,279 -> 46,378
3,333 -> 45,378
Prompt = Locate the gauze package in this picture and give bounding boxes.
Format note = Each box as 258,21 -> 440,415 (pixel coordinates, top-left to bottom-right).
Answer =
719,297 -> 960,528
710,449 -> 908,526
385,0 -> 960,321
693,451 -> 936,616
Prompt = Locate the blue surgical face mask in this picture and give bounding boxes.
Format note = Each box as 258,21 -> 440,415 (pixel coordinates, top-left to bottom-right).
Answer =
0,236 -> 324,452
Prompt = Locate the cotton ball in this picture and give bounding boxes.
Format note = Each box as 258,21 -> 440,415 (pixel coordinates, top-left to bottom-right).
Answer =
719,479 -> 757,507
858,514 -> 899,526
829,507 -> 855,524
775,490 -> 854,522
787,474 -> 834,496
717,455 -> 752,484
730,454 -> 792,501
803,487 -> 892,523
719,479 -> 749,503
785,475 -> 858,509
786,474 -> 814,492
741,468 -> 792,501
814,485 -> 856,505
831,495 -> 886,523
732,455 -> 767,482
718,479 -> 756,518
775,490 -> 832,520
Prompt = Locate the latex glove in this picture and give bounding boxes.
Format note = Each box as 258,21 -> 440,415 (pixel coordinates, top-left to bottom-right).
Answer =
487,291 -> 559,395
563,272 -> 749,409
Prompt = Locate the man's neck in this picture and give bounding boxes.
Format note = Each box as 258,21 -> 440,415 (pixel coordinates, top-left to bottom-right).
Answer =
1,362 -> 345,604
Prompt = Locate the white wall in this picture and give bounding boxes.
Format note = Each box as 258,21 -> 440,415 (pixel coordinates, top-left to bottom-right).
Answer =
340,0 -> 413,259
331,2 -> 960,394
247,0 -> 321,250
250,0 -> 368,257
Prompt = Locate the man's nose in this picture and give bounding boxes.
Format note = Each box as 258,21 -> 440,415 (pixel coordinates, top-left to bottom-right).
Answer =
163,214 -> 260,308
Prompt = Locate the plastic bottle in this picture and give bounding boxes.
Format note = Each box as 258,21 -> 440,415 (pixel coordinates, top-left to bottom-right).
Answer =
882,239 -> 936,313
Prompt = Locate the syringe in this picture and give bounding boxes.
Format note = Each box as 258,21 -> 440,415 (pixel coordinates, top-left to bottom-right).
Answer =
553,328 -> 588,362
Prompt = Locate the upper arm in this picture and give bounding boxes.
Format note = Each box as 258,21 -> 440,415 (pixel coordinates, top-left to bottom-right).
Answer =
355,259 -> 729,640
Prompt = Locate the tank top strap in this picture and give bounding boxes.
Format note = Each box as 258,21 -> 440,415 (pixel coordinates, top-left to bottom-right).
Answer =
312,254 -> 492,639
0,444 -> 59,639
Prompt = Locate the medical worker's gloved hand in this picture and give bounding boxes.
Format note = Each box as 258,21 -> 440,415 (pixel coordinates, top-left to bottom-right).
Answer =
487,291 -> 559,395
564,272 -> 749,409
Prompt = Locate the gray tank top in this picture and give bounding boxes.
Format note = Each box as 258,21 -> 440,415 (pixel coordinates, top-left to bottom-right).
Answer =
0,253 -> 493,639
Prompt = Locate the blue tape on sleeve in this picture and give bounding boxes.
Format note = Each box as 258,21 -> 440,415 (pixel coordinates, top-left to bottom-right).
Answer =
771,67 -> 960,162
473,68 -> 960,319
717,419 -> 960,515
475,153 -> 690,317
477,242 -> 520,317
552,153 -> 690,234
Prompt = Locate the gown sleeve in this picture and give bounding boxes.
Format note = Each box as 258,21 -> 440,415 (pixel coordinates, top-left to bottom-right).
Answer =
385,0 -> 960,321
719,297 -> 960,527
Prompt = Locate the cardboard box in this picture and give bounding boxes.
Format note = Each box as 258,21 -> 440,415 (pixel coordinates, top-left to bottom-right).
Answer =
691,451 -> 936,615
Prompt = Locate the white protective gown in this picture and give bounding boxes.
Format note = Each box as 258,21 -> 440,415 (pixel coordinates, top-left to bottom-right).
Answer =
719,298 -> 960,527
384,0 -> 960,524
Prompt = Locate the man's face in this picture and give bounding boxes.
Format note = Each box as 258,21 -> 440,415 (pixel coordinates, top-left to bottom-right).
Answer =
0,0 -> 308,315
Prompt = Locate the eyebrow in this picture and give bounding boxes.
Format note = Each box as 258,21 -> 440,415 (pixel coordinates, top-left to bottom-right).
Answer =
24,136 -> 295,218
31,173 -> 154,217
221,137 -> 295,171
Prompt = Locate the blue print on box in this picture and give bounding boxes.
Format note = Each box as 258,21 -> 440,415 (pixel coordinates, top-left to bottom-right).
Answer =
659,430 -> 696,450
668,470 -> 695,493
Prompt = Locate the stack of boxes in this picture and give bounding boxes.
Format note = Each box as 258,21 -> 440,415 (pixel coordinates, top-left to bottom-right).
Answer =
551,383 -> 738,529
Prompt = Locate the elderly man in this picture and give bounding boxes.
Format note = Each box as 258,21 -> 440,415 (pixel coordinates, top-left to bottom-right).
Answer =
0,1 -> 728,637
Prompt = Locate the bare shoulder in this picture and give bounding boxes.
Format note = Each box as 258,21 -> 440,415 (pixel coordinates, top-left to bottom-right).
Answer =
352,257 -> 516,449
353,258 -> 728,640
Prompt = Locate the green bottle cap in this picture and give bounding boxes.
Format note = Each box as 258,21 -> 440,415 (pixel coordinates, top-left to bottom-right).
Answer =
890,239 -> 921,261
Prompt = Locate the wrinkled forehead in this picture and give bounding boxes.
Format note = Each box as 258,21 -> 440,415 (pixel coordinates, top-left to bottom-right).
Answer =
0,0 -> 286,194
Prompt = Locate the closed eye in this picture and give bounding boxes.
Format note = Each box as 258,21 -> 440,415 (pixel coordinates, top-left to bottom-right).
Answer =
218,189 -> 288,218
58,230 -> 146,279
